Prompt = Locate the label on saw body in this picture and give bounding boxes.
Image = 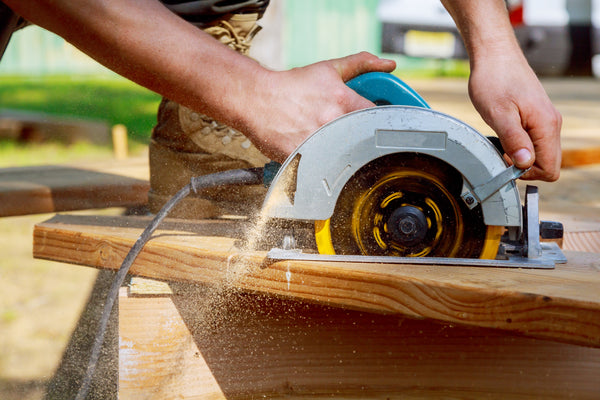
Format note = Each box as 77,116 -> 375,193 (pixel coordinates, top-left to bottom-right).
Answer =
375,130 -> 448,150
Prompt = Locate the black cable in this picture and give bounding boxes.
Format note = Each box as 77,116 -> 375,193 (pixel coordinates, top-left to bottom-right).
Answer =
75,167 -> 264,400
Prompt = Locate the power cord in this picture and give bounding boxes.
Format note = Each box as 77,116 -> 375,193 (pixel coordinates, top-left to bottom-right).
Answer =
75,167 -> 264,400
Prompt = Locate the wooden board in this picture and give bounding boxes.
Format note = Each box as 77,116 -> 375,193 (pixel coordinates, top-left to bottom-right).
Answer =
0,108 -> 110,145
33,214 -> 600,348
564,231 -> 600,253
561,146 -> 600,168
0,165 -> 149,217
118,285 -> 600,399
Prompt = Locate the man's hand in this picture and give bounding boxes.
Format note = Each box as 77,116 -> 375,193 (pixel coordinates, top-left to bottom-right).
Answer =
241,52 -> 396,162
468,49 -> 562,181
442,0 -> 562,181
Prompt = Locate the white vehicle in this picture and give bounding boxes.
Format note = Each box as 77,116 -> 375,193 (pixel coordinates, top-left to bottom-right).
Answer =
378,0 -> 598,76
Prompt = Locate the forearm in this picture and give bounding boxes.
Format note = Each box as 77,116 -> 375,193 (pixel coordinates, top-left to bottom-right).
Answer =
4,0 -> 396,162
4,0 -> 263,131
440,0 -> 522,62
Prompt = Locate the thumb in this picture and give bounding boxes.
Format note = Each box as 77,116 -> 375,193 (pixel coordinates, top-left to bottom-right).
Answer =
330,52 -> 396,82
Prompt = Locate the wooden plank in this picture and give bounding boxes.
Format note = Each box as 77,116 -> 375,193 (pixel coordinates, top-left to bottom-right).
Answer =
118,285 -> 600,399
562,146 -> 600,168
564,231 -> 600,253
0,108 -> 110,145
0,165 -> 149,217
129,277 -> 173,295
33,214 -> 600,348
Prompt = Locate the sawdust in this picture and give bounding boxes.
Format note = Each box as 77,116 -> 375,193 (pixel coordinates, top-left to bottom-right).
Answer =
148,161 -> 301,394
224,157 -> 299,283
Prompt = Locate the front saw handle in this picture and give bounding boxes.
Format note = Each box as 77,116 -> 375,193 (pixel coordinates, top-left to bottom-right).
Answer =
346,72 -> 430,108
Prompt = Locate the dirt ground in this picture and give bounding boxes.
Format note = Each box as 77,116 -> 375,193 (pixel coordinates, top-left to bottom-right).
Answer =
0,210 -> 124,400
1,77 -> 599,399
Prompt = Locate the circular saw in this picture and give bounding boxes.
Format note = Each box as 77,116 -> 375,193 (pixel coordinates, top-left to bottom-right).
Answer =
262,73 -> 565,269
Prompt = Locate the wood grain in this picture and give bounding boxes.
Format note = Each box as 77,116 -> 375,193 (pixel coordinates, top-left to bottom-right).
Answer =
564,231 -> 600,253
0,165 -> 148,217
33,214 -> 600,348
119,285 -> 600,399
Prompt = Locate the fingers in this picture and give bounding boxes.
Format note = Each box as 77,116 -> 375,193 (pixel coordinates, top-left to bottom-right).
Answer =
468,62 -> 562,182
320,52 -> 397,112
489,100 -> 562,182
330,52 -> 396,82
490,108 -> 535,170
524,107 -> 562,181
488,112 -> 562,182
239,54 -> 395,163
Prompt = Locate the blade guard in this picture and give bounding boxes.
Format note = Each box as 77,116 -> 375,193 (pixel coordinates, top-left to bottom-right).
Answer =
261,74 -> 522,228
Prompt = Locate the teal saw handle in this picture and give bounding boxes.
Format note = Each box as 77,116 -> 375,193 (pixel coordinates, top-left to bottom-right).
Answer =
346,72 -> 430,108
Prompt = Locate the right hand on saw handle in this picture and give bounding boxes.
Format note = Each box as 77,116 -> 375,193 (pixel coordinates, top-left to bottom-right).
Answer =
243,52 -> 396,163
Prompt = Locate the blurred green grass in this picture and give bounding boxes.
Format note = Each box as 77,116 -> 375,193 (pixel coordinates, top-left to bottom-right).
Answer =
0,75 -> 161,166
0,75 -> 161,141
0,140 -> 119,167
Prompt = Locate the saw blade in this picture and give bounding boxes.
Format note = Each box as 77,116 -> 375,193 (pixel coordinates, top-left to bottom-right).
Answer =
315,154 -> 503,259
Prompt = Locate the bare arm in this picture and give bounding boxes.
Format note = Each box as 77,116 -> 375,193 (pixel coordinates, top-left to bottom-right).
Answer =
441,0 -> 561,181
4,0 -> 395,162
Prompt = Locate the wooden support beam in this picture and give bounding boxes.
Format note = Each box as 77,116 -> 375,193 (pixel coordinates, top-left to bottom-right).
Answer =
33,214 -> 600,348
118,285 -> 600,399
0,108 -> 110,145
0,164 -> 148,217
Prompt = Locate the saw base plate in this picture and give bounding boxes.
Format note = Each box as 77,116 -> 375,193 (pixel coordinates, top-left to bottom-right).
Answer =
267,241 -> 567,269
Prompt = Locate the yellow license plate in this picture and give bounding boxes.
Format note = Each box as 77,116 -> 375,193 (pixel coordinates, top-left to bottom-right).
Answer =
404,30 -> 456,58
